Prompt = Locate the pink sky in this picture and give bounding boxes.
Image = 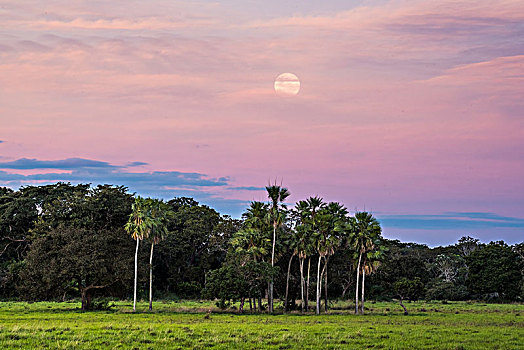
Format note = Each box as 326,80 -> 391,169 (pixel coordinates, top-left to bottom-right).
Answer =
1,0 -> 523,246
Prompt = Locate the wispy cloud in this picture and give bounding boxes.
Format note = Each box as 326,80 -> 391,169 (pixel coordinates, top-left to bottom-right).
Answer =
378,212 -> 524,230
0,157 -> 118,170
0,157 -> 228,188
0,157 -> 256,216
229,186 -> 266,191
126,161 -> 148,167
26,17 -> 217,31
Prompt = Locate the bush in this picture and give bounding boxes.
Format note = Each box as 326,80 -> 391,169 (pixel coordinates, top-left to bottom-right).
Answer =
90,298 -> 116,311
215,300 -> 231,310
394,277 -> 424,301
425,280 -> 468,301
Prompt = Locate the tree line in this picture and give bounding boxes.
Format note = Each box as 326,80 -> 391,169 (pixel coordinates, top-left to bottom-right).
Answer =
0,183 -> 522,311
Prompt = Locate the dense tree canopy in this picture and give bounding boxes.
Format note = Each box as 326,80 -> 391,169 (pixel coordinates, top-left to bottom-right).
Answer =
0,182 -> 523,310
466,241 -> 522,300
19,226 -> 135,310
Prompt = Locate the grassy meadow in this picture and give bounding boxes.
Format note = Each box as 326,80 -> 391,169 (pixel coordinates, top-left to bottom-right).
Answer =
0,300 -> 522,349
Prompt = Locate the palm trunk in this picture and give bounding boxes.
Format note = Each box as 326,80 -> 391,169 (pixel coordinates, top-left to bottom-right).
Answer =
133,238 -> 140,312
268,283 -> 273,313
267,282 -> 271,313
299,258 -> 305,312
319,257 -> 327,312
269,223 -> 277,313
284,253 -> 294,312
149,242 -> 154,311
316,255 -> 322,315
324,257 -> 328,312
355,252 -> 362,315
361,266 -> 365,315
306,257 -> 311,311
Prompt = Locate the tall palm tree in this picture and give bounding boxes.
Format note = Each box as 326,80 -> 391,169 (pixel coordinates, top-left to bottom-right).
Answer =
292,200 -> 310,312
283,231 -> 297,313
347,211 -> 382,315
237,201 -> 271,311
322,202 -> 348,311
240,201 -> 271,263
231,228 -> 269,262
313,213 -> 330,315
124,196 -> 151,312
304,197 -> 324,311
313,206 -> 345,315
360,249 -> 383,314
295,225 -> 310,311
243,201 -> 269,234
146,199 -> 172,311
266,184 -> 290,313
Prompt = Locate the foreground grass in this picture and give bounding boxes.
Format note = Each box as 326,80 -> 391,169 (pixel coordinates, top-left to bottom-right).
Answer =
0,300 -> 522,349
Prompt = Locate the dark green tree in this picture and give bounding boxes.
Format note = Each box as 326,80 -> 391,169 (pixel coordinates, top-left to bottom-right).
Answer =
202,253 -> 274,313
153,198 -> 229,297
366,240 -> 431,300
466,241 -> 522,300
456,236 -> 480,258
1,183 -> 103,297
18,226 -> 135,310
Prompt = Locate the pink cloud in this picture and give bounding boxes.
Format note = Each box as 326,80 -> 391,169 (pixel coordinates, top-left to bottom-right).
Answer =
1,0 -> 523,228
425,55 -> 524,86
248,0 -> 524,30
25,17 -> 217,31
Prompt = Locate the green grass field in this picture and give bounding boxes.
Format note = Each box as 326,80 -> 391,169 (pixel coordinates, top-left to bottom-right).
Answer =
0,300 -> 522,349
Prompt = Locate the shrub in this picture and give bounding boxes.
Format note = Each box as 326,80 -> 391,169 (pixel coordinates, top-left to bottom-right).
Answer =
425,280 -> 468,301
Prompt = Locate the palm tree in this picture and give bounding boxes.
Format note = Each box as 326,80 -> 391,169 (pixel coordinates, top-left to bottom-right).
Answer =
313,213 -> 330,315
231,228 -> 269,262
240,202 -> 271,264
294,200 -> 347,315
146,199 -> 172,311
347,211 -> 382,315
360,249 -> 383,314
124,196 -> 151,312
238,201 -> 271,311
243,201 -> 269,234
322,202 -> 348,311
283,228 -> 298,312
313,206 -> 345,315
266,184 -> 290,313
294,226 -> 310,311
304,197 -> 324,311
291,201 -> 309,312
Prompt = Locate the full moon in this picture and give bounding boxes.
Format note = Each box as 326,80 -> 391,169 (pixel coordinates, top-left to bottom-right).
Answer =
274,73 -> 300,96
